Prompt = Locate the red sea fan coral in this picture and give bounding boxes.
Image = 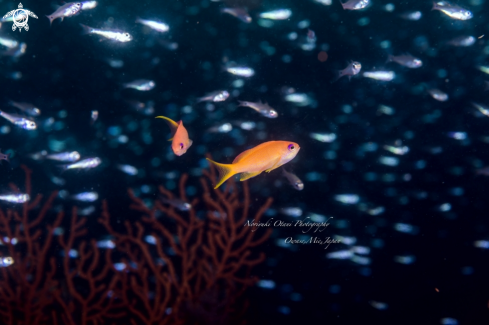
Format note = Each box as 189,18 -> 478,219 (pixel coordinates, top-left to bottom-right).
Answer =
99,161 -> 273,324
0,163 -> 272,324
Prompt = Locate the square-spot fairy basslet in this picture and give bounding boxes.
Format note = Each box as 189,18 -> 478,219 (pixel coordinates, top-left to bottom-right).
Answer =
206,141 -> 300,189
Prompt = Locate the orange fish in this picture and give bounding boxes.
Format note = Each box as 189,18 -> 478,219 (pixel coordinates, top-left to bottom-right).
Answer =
155,116 -> 193,156
206,141 -> 300,189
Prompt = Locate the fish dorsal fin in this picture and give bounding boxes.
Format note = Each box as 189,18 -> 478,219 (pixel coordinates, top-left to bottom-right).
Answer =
156,116 -> 180,140
239,171 -> 262,181
232,142 -> 272,164
232,148 -> 254,164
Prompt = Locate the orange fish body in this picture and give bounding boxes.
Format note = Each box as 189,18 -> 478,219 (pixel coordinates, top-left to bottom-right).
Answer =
206,141 -> 300,189
155,116 -> 193,156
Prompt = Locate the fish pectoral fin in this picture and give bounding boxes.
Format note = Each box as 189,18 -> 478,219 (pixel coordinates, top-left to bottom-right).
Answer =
265,158 -> 282,173
239,171 -> 262,181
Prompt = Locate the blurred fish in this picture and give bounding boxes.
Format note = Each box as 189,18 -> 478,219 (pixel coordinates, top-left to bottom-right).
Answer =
155,116 -> 193,156
72,192 -> 98,202
472,102 -> 489,117
0,150 -> 10,163
206,141 -> 300,189
399,11 -> 422,21
383,145 -> 409,155
8,101 -> 40,116
0,42 -> 26,58
333,61 -> 361,82
477,66 -> 489,75
226,66 -> 255,77
221,8 -> 252,23
340,0 -> 369,10
158,39 -> 179,51
363,71 -> 395,81
0,37 -> 18,49
307,29 -> 317,43
160,197 -> 192,211
62,157 -> 101,171
0,194 -> 29,203
91,110 -> 98,124
207,123 -> 232,133
80,24 -> 133,42
475,166 -> 489,176
46,2 -> 82,25
28,150 -> 47,160
280,207 -> 302,217
310,133 -> 336,143
432,1 -> 472,20
136,18 -> 169,33
46,151 -> 80,162
80,1 -> 97,10
446,35 -> 475,47
197,90 -> 229,102
387,54 -> 422,68
117,164 -> 138,176
238,101 -> 278,118
259,9 -> 292,20
284,93 -> 313,106
0,110 -> 36,130
282,168 -> 304,191
428,89 -> 449,102
123,79 -> 155,91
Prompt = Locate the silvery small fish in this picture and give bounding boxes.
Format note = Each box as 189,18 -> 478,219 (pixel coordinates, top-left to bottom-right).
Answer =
333,61 -> 361,82
340,0 -> 369,10
446,35 -> 475,47
136,18 -> 169,33
46,2 -> 82,25
46,151 -> 80,162
8,101 -> 41,116
0,194 -> 29,203
432,1 -> 473,20
221,8 -> 252,23
0,110 -> 36,130
62,157 -> 101,171
238,101 -> 278,118
387,54 -> 422,68
160,197 -> 192,211
197,90 -> 229,102
80,24 -> 133,43
282,168 -> 304,191
123,79 -> 155,91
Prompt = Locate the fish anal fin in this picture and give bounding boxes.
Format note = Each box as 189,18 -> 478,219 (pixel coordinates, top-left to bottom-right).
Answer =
239,171 -> 262,181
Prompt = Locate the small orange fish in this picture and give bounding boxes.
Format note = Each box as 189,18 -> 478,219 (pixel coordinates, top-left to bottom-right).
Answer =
206,141 -> 300,189
155,116 -> 193,156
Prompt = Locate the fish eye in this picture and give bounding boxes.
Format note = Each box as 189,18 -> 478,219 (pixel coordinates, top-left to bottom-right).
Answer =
180,143 -> 184,149
288,144 -> 295,151
125,33 -> 129,37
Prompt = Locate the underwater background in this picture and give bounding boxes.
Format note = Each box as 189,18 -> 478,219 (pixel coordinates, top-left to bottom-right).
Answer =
0,0 -> 488,324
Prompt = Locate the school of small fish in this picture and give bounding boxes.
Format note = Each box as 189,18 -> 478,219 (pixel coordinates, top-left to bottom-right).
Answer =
0,0 -> 487,323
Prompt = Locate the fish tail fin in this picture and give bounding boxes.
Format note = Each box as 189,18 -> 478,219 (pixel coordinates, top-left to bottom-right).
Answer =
79,24 -> 92,35
206,158 -> 236,189
386,54 -> 393,63
431,1 -> 437,10
331,70 -> 342,83
155,116 -> 179,139
46,15 -> 54,26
